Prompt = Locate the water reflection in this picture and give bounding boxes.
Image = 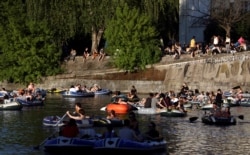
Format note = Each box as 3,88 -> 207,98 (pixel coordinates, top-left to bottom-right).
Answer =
1,94 -> 250,154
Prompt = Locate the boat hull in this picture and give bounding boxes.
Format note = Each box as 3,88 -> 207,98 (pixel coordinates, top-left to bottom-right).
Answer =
94,89 -> 112,95
62,91 -> 95,97
44,136 -> 95,153
94,138 -> 167,154
0,99 -> 23,110
160,109 -> 187,117
16,98 -> 44,106
106,103 -> 131,114
202,115 -> 236,125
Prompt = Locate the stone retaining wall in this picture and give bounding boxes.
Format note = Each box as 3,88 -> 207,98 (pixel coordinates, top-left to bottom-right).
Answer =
1,52 -> 250,93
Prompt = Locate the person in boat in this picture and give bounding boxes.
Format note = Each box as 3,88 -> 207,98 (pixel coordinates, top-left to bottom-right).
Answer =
215,89 -> 223,108
170,93 -> 179,109
66,102 -> 89,121
158,93 -> 169,109
221,106 -> 231,118
209,102 -> 221,117
59,118 -> 79,138
82,85 -> 91,92
106,110 -> 118,119
141,93 -> 154,108
143,121 -> 163,141
180,82 -> 189,95
102,124 -> 117,138
27,82 -> 35,93
175,95 -> 187,113
127,86 -> 139,102
118,119 -> 141,141
90,84 -> 101,92
69,85 -> 77,92
75,84 -> 82,92
128,111 -> 140,136
0,88 -> 9,99
25,90 -> 34,101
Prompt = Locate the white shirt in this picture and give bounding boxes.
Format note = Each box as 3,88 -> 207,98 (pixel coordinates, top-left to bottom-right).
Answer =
213,37 -> 219,45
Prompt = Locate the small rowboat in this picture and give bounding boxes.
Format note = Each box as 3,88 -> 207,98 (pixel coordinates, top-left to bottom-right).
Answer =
0,99 -> 23,110
62,91 -> 95,97
201,115 -> 236,125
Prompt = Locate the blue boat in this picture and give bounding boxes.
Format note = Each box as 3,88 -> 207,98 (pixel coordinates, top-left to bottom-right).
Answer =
94,137 -> 167,153
94,89 -> 112,95
16,98 -> 44,106
62,91 -> 95,97
43,136 -> 167,154
43,136 -> 95,153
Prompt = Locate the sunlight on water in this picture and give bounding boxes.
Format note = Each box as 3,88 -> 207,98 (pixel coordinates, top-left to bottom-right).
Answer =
1,93 -> 250,154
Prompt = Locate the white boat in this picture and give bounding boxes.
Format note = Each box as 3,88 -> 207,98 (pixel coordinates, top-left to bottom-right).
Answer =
62,91 -> 95,97
0,99 -> 23,111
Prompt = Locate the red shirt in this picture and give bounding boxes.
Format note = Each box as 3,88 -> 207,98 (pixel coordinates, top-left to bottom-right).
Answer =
61,125 -> 79,138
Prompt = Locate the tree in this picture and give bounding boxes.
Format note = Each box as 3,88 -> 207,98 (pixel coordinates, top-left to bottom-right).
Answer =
0,0 -> 62,84
210,0 -> 250,38
104,4 -> 161,71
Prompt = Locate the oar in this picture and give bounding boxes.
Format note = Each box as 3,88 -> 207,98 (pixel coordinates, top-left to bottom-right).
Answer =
238,115 -> 244,120
100,106 -> 106,111
189,116 -> 199,123
33,113 -> 67,150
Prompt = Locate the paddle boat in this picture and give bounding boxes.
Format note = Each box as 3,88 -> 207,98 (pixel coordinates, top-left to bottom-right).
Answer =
94,89 -> 112,95
94,137 -> 167,154
160,109 -> 187,117
62,91 -> 95,97
201,115 -> 237,125
0,99 -> 23,110
43,136 -> 96,153
16,97 -> 44,106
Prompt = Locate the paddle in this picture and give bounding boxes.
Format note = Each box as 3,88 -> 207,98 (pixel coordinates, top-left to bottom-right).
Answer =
189,116 -> 199,123
33,113 -> 67,150
238,115 -> 244,120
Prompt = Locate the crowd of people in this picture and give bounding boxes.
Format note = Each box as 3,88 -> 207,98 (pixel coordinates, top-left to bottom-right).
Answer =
65,47 -> 106,62
164,35 -> 248,59
68,83 -> 102,93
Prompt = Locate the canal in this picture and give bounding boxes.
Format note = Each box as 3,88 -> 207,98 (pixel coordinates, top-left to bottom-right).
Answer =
1,93 -> 250,155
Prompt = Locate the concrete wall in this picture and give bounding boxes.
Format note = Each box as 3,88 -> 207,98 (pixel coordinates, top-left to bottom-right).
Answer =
1,53 -> 250,93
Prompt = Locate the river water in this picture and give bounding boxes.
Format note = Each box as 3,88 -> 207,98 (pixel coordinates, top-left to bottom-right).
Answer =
1,93 -> 250,155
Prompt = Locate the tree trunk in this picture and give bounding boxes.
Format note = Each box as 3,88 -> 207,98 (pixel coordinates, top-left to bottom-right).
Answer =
225,24 -> 231,38
91,27 -> 104,54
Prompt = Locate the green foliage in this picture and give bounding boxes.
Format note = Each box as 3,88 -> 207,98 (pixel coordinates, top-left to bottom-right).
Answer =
0,1 -> 61,84
234,14 -> 250,40
104,4 -> 161,71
